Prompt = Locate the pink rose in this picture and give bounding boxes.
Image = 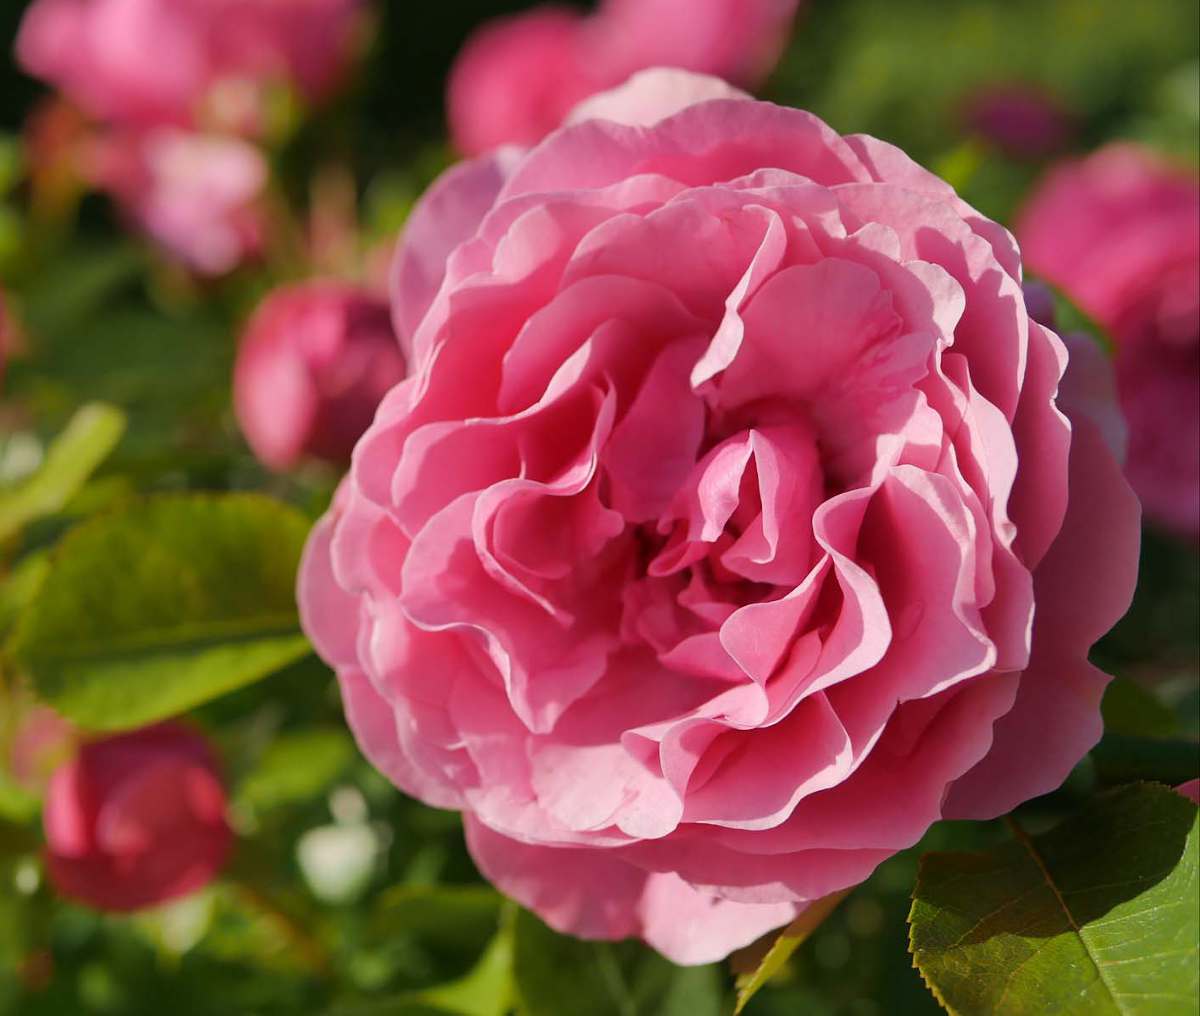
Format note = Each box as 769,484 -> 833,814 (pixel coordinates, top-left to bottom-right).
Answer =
447,1 -> 801,154
90,129 -> 267,275
235,281 -> 407,471
300,71 -> 1140,963
16,0 -> 362,133
44,724 -> 232,912
1178,780 -> 1200,806
1018,144 -> 1200,539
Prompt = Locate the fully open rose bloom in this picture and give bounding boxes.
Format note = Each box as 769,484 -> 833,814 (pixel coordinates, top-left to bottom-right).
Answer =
1017,145 -> 1200,539
448,0 -> 801,155
300,71 -> 1140,963
17,0 -> 363,133
235,280 -> 407,471
43,724 -> 232,912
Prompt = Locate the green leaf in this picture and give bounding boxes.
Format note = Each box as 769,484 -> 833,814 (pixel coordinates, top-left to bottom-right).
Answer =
733,889 -> 850,1013
9,493 -> 313,730
0,403 -> 126,544
234,728 -> 356,814
910,783 -> 1199,1015
512,909 -> 723,1016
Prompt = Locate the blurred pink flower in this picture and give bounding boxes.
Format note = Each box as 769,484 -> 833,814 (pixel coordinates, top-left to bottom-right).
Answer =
1018,144 -> 1200,539
16,0 -> 363,133
1178,780 -> 1200,805
963,85 -> 1071,159
44,724 -> 232,912
235,280 -> 406,471
447,0 -> 802,154
302,70 -> 1139,963
89,129 -> 268,275
599,0 -> 800,87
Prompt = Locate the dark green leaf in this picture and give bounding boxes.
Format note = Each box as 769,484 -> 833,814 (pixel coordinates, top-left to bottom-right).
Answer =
9,493 -> 313,730
910,783 -> 1199,1015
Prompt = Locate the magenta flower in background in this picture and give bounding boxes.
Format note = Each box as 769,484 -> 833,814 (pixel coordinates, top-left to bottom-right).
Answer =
43,724 -> 232,912
88,129 -> 268,276
16,0 -> 364,134
447,0 -> 802,154
300,70 -> 1140,963
962,84 -> 1071,159
1018,144 -> 1200,539
235,280 -> 406,472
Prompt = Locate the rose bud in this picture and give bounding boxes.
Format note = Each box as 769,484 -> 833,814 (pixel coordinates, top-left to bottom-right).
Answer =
447,0 -> 802,154
1018,144 -> 1199,539
300,70 -> 1140,964
962,85 -> 1071,159
16,0 -> 364,134
234,281 -> 406,471
43,724 -> 232,912
88,129 -> 267,276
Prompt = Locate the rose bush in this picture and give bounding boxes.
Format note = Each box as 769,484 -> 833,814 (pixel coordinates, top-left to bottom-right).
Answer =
43,724 -> 232,912
299,70 -> 1140,963
1018,144 -> 1200,539
235,280 -> 406,470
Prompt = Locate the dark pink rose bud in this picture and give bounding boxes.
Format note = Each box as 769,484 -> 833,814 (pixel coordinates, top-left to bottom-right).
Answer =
1178,780 -> 1200,805
963,85 -> 1071,159
43,724 -> 232,913
234,281 -> 407,471
1022,280 -> 1057,329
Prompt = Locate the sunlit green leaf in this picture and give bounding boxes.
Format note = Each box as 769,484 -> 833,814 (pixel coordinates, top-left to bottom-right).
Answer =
9,493 -> 313,730
910,783 -> 1199,1015
0,404 -> 126,544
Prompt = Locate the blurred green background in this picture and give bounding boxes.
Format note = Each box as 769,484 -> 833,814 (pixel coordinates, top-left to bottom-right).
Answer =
0,1 -> 1196,1014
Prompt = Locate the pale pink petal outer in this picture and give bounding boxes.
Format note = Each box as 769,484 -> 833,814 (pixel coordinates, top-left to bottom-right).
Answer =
391,147 -> 524,357
567,68 -> 749,129
944,341 -> 1140,819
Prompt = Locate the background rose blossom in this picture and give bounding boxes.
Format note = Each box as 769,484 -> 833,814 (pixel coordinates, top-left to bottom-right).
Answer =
1018,144 -> 1200,539
16,0 -> 363,133
88,129 -> 268,276
302,71 -> 1140,963
447,0 -> 802,154
235,280 -> 406,471
43,724 -> 232,912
